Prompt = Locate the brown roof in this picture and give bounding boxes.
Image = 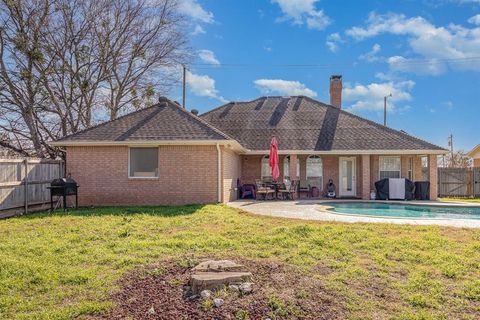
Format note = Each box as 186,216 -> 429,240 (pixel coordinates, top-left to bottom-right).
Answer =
200,96 -> 446,151
56,99 -> 231,142
55,96 -> 446,152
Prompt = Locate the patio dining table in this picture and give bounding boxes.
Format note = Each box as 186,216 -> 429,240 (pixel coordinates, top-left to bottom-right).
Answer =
268,181 -> 283,200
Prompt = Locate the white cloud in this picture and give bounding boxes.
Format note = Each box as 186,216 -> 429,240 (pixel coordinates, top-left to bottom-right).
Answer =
359,43 -> 381,62
443,100 -> 454,109
346,12 -> 480,74
186,71 -> 227,103
468,14 -> 480,25
198,49 -> 220,65
374,72 -> 395,81
191,24 -> 206,35
254,79 -> 317,97
343,80 -> 415,112
178,0 -> 214,23
387,56 -> 446,75
325,32 -> 343,52
272,0 -> 332,30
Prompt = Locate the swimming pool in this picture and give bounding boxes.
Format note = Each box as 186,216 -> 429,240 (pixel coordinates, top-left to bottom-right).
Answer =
323,202 -> 480,220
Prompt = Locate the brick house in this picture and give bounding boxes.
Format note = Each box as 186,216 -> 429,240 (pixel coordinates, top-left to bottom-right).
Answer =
51,76 -> 447,206
468,145 -> 480,167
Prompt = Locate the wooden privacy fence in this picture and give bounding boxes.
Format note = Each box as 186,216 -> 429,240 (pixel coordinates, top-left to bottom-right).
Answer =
0,158 -> 65,214
438,167 -> 480,197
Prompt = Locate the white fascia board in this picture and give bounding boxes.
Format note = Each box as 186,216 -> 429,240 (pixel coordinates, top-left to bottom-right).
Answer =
242,149 -> 448,155
50,139 -> 247,153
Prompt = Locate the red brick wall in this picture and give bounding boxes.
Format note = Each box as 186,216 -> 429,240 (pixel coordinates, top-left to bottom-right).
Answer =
413,156 -> 423,181
361,155 -> 370,199
222,147 -> 241,203
298,155 -> 308,183
240,155 -> 262,184
401,156 -> 409,179
370,155 -> 379,190
66,145 -> 218,206
322,155 -> 339,192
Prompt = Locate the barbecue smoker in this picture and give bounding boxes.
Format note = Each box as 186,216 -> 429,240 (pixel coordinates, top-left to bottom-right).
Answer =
48,177 -> 79,211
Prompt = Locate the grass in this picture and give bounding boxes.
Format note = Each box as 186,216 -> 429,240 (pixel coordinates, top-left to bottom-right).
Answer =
440,197 -> 480,203
0,204 -> 479,319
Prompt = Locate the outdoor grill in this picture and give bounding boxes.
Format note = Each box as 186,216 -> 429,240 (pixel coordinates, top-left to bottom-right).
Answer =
48,177 -> 79,211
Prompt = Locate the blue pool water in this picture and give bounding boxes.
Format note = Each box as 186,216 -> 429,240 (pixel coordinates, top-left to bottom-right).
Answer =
323,202 -> 480,220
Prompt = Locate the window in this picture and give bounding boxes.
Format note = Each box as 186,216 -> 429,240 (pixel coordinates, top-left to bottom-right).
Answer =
306,155 -> 323,188
261,155 -> 272,181
407,157 -> 414,181
283,155 -> 300,180
379,156 -> 401,179
129,147 -> 159,178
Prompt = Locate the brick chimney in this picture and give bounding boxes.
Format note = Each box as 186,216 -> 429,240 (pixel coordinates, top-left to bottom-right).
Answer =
329,75 -> 342,108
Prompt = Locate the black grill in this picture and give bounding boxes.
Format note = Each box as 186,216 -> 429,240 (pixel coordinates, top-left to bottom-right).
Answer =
48,177 -> 79,211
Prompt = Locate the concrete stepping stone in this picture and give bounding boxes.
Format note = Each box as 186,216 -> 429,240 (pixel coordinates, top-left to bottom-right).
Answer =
192,260 -> 245,272
190,271 -> 252,294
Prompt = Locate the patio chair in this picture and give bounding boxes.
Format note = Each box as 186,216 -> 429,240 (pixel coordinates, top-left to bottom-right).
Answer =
298,181 -> 311,198
240,184 -> 256,199
279,180 -> 297,200
255,179 -> 275,200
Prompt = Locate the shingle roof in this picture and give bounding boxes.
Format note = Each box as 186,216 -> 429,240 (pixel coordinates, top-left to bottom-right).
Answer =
56,99 -> 230,142
200,96 -> 446,151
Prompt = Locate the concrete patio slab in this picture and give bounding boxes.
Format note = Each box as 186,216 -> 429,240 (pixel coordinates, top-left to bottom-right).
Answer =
227,199 -> 480,228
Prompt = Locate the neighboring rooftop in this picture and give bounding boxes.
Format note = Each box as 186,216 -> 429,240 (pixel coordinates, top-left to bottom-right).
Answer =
56,99 -> 230,142
468,144 -> 480,157
200,96 -> 446,151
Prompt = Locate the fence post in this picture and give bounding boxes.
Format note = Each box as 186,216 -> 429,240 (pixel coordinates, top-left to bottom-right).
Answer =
24,158 -> 28,215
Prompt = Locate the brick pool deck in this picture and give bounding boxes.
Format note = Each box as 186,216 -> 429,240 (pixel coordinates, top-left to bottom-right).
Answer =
227,199 -> 480,228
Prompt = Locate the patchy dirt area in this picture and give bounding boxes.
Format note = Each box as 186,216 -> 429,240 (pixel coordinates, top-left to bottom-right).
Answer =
100,259 -> 346,319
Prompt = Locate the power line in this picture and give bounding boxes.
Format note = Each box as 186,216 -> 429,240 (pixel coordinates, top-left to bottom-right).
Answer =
190,56 -> 480,69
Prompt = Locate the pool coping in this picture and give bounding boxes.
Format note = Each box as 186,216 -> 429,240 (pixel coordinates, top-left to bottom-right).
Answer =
316,203 -> 480,221
228,199 -> 480,228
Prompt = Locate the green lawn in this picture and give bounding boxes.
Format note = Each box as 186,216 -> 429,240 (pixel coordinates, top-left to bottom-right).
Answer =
1,205 -> 480,319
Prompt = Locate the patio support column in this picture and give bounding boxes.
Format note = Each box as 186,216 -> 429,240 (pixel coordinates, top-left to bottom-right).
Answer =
361,154 -> 371,200
428,154 -> 438,200
289,154 -> 298,181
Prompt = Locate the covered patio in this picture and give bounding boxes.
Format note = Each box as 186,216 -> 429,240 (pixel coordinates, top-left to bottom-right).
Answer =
237,153 -> 439,200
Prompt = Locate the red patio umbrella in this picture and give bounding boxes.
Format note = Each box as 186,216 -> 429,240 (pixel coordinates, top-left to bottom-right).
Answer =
269,136 -> 280,182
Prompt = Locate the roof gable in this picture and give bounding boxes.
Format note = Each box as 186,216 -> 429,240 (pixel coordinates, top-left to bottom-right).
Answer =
200,96 -> 446,152
56,100 -> 230,143
468,144 -> 480,158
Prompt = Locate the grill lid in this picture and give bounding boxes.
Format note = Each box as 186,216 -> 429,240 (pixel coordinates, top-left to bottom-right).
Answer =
51,177 -> 77,187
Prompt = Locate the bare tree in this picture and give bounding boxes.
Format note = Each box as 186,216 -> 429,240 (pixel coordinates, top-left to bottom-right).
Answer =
439,150 -> 473,168
38,0 -> 109,133
0,0 -> 56,157
96,0 -> 188,119
0,0 -> 189,158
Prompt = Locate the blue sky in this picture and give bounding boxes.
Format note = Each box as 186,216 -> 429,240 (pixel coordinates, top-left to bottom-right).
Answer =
173,0 -> 480,151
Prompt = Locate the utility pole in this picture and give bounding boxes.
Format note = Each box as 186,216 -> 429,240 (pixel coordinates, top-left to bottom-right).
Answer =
383,93 -> 392,126
448,134 -> 454,167
182,64 -> 186,109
